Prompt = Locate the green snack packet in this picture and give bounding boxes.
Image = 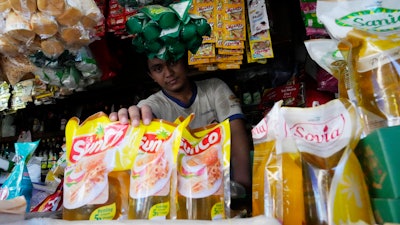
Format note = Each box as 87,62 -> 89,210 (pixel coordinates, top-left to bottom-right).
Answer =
159,23 -> 181,45
180,22 -> 197,41
169,0 -> 192,24
140,5 -> 179,29
145,39 -> 163,53
126,14 -> 146,35
132,34 -> 146,53
187,34 -> 203,54
167,41 -> 186,61
142,20 -> 161,41
190,14 -> 212,36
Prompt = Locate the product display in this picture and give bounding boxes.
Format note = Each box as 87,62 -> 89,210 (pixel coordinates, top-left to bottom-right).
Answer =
1,0 -> 399,225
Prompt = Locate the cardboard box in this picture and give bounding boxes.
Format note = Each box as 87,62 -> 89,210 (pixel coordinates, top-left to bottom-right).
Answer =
354,125 -> 400,198
371,198 -> 400,224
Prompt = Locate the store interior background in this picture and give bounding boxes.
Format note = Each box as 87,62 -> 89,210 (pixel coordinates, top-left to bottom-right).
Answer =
0,0 -> 330,160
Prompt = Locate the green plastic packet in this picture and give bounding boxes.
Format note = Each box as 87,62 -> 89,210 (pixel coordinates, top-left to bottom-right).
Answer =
140,5 -> 179,29
169,0 -> 192,24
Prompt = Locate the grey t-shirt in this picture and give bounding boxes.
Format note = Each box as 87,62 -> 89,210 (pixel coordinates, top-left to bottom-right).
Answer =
138,78 -> 244,128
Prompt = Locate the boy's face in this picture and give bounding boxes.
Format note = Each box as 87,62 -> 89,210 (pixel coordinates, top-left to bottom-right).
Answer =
147,57 -> 188,93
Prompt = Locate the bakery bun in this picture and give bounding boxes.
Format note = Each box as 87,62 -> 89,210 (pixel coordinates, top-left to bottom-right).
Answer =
56,0 -> 83,26
31,12 -> 59,38
9,0 -> 37,15
41,37 -> 65,58
37,0 -> 66,16
5,12 -> 36,44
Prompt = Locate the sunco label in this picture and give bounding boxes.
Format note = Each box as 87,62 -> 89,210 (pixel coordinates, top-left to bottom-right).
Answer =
181,127 -> 222,156
140,133 -> 167,153
70,124 -> 129,163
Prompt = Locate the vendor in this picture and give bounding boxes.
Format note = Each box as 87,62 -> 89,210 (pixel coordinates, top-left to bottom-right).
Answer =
109,54 -> 252,201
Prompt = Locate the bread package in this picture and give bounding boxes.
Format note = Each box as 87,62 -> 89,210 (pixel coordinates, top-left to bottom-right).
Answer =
9,0 -> 37,17
80,0 -> 103,28
41,37 -> 65,58
60,25 -> 90,47
37,0 -> 66,16
31,12 -> 59,38
0,54 -> 36,85
0,0 -> 11,13
56,0 -> 83,26
5,11 -> 36,44
0,34 -> 23,56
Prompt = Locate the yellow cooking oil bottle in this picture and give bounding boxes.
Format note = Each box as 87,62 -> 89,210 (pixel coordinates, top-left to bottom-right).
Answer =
129,117 -> 191,219
63,112 -> 143,220
176,120 -> 231,220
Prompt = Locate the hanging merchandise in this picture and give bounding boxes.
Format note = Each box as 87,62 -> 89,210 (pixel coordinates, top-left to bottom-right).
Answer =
316,0 -> 400,135
244,0 -> 273,64
126,0 -> 211,61
0,0 -> 105,102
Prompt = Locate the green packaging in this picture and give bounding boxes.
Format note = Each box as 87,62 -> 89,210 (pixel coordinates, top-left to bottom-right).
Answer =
371,198 -> 400,224
355,125 -> 400,198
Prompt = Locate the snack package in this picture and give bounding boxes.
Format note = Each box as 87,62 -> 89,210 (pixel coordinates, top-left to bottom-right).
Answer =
316,0 -> 400,135
251,101 -> 304,225
281,98 -> 375,225
63,112 -> 144,220
0,141 -> 40,212
176,119 -> 231,220
128,115 -> 192,220
31,180 -> 63,212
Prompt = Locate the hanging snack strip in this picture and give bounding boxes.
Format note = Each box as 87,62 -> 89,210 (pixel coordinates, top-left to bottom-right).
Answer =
126,0 -> 211,61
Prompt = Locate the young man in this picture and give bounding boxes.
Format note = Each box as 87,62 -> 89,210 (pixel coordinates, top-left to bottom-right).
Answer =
109,56 -> 252,200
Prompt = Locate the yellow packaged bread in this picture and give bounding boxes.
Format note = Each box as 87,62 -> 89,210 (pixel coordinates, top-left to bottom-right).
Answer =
30,12 -> 59,38
5,12 -> 36,44
56,0 -> 83,26
9,0 -> 37,16
37,0 -> 66,16
41,37 -> 65,58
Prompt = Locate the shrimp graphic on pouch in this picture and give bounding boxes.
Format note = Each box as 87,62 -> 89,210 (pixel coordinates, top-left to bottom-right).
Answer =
181,146 -> 222,195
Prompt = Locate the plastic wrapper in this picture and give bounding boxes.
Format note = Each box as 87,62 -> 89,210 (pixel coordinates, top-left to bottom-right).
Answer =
30,12 -> 59,39
176,118 -> 231,220
281,98 -> 375,225
128,116 -> 191,220
0,141 -> 40,212
251,101 -> 304,225
126,0 -> 211,61
37,0 -> 66,17
63,112 -> 145,220
0,54 -> 36,86
31,180 -> 63,212
316,0 -> 400,135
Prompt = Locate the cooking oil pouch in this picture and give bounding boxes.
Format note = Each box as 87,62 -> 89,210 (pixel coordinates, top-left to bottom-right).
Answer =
63,112 -> 144,220
281,98 -> 375,225
176,119 -> 230,220
0,141 -> 39,212
316,0 -> 400,135
129,115 -> 192,220
251,101 -> 304,225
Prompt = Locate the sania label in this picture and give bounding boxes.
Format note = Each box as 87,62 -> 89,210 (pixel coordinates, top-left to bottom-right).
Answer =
336,8 -> 400,33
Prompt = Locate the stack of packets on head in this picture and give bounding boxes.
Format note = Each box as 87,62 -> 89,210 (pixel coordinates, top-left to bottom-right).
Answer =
251,98 -> 376,225
188,0 -> 248,70
63,112 -> 233,221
